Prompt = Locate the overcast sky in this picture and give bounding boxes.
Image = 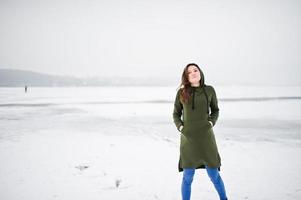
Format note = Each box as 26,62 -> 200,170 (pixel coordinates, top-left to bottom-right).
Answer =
0,0 -> 300,85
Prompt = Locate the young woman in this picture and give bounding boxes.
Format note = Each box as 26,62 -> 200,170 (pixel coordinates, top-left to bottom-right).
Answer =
173,63 -> 228,200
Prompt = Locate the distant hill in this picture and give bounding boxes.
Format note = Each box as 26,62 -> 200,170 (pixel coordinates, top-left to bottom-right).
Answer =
0,69 -> 178,87
0,69 -> 83,87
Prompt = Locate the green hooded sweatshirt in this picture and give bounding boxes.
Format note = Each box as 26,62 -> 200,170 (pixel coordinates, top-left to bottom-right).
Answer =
173,69 -> 221,172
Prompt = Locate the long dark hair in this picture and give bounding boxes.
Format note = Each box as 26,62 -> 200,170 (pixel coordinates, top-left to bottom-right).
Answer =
178,63 -> 205,103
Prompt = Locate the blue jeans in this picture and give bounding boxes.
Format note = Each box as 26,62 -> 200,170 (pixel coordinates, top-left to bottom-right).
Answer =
181,166 -> 227,200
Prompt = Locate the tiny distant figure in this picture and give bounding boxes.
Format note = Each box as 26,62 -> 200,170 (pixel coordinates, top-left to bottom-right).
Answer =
25,85 -> 28,93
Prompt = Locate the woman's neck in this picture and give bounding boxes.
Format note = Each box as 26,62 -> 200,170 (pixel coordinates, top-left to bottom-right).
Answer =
191,83 -> 200,87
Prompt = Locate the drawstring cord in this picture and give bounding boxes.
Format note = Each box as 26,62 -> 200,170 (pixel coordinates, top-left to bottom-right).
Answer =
192,88 -> 195,110
203,87 -> 210,114
191,86 -> 209,114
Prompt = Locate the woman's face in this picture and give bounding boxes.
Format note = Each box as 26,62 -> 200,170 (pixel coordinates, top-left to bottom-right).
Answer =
187,65 -> 201,85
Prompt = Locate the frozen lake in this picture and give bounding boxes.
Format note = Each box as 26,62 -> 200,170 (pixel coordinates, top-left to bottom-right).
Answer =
0,86 -> 301,200
1,86 -> 300,142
